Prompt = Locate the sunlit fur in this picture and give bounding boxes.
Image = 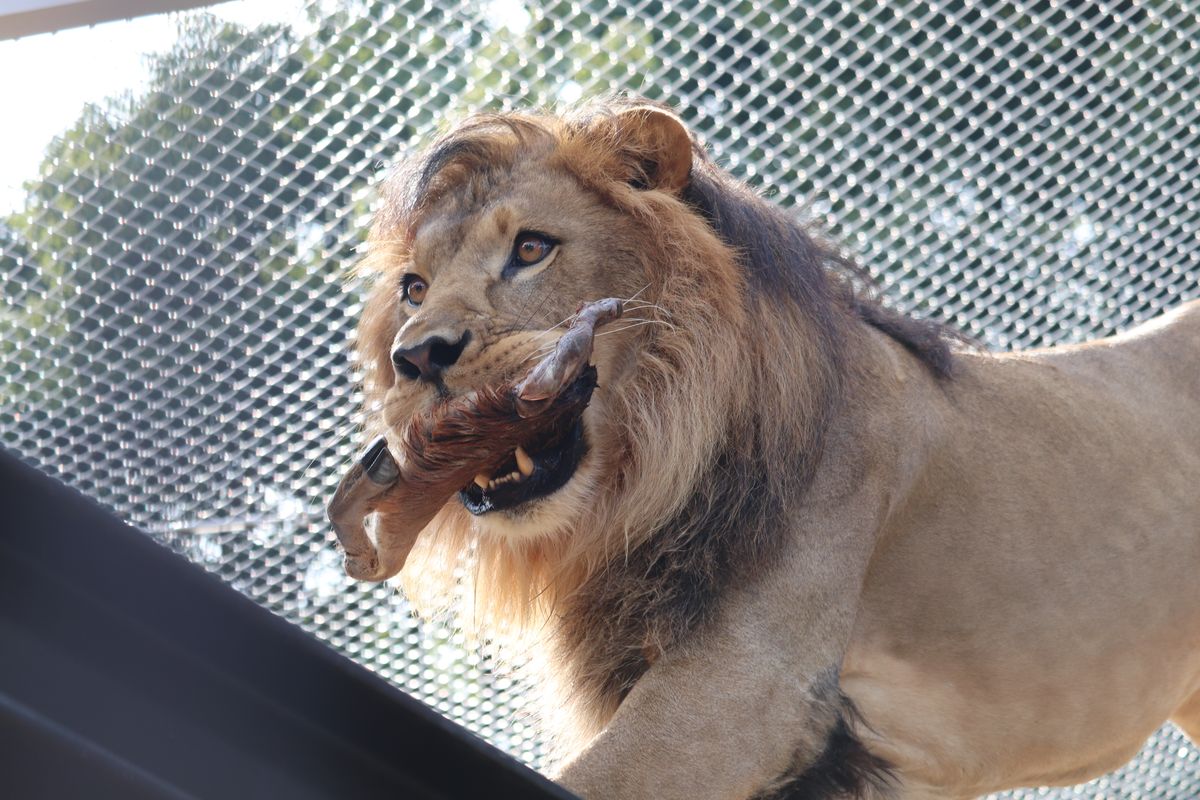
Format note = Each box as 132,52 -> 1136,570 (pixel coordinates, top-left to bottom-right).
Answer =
354,98 -> 950,759
348,97 -> 1200,800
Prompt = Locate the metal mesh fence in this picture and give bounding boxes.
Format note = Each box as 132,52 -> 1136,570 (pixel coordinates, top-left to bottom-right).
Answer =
2,0 -> 1198,796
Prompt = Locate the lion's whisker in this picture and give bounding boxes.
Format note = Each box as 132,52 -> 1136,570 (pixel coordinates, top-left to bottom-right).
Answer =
616,296 -> 661,309
618,314 -> 653,327
512,284 -> 555,334
616,300 -> 673,321
617,315 -> 674,327
627,284 -> 650,301
590,321 -> 663,340
529,314 -> 578,342
614,297 -> 659,309
600,317 -> 676,333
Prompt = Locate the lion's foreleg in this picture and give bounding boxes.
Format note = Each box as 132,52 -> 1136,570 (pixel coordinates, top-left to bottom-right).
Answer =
553,657 -> 845,800
553,510 -> 890,800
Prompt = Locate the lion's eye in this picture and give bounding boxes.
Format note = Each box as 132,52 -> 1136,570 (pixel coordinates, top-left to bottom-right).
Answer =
512,232 -> 555,268
402,275 -> 428,306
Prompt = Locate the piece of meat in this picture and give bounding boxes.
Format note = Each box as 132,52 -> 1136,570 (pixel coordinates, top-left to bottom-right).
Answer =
515,297 -> 622,415
327,298 -> 623,581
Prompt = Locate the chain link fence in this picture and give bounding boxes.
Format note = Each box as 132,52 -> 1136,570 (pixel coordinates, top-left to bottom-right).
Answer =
2,0 -> 1198,795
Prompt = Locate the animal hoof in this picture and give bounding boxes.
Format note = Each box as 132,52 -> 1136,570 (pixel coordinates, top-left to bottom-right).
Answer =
343,551 -> 381,581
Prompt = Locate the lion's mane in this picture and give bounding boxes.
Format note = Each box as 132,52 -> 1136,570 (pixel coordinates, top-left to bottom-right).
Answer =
355,99 -> 954,750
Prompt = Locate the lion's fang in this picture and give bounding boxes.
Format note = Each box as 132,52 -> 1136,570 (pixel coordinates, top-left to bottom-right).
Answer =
515,446 -> 534,477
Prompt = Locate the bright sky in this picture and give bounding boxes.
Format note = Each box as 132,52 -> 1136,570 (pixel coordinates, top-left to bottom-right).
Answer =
0,0 -> 306,215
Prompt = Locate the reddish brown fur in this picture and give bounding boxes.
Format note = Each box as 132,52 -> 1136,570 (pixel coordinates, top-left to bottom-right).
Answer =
394,367 -> 597,494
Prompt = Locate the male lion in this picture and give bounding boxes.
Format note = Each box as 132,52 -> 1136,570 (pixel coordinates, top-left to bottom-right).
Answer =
331,98 -> 1200,799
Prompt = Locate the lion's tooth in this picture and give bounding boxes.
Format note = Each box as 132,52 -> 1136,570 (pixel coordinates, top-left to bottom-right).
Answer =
508,471 -> 521,482
474,473 -> 490,489
515,446 -> 534,476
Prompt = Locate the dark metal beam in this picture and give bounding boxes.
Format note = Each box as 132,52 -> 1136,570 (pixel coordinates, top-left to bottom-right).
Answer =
0,0 -> 217,40
0,448 -> 578,800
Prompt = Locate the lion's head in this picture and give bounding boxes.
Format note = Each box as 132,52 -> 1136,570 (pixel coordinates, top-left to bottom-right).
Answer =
354,98 -> 953,657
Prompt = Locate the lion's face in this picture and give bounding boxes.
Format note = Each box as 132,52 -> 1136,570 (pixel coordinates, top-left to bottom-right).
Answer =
356,103 -> 750,566
365,141 -> 655,539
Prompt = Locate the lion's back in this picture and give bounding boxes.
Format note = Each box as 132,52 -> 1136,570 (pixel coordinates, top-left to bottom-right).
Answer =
1028,297 -> 1200,429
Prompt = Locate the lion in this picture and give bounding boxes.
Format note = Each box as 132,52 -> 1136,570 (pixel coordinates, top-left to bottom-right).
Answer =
334,97 -> 1200,799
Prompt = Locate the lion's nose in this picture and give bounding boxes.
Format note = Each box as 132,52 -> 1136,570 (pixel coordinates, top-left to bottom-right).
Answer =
391,332 -> 470,382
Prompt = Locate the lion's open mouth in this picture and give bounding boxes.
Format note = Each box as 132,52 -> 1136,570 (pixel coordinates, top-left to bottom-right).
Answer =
458,418 -> 588,515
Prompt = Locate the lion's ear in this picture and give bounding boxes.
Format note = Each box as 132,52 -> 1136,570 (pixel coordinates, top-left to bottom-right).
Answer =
613,106 -> 693,194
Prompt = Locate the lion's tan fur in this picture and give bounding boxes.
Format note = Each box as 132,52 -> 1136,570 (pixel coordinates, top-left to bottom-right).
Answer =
351,98 -> 1200,799
840,303 -> 1200,797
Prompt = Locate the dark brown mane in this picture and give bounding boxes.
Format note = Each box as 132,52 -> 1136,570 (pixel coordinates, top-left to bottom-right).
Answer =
682,152 -> 958,379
